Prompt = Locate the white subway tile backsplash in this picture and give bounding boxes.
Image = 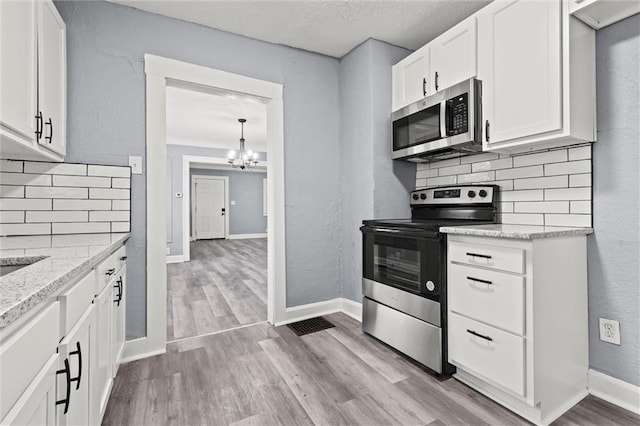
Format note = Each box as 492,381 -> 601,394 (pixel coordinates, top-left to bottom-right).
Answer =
0,161 -> 131,236
90,188 -> 129,199
513,150 -> 568,167
53,175 -> 111,188
52,222 -> 110,235
439,164 -> 471,177
545,214 -> 591,227
569,173 -> 591,187
0,185 -> 24,198
24,162 -> 87,175
26,186 -> 88,199
544,160 -> 591,176
0,198 -> 51,210
89,211 -> 130,222
414,145 -> 592,227
513,175 -> 568,190
545,187 -> 591,201
0,172 -> 52,186
495,165 -> 543,180
53,199 -> 112,211
0,211 -> 24,224
514,201 -> 569,214
52,233 -> 112,247
88,165 -> 130,177
26,211 -> 89,223
0,235 -> 51,249
568,145 -> 591,161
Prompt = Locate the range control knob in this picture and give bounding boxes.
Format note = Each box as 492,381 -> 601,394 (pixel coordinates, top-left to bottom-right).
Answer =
426,281 -> 436,291
412,194 -> 419,200
479,189 -> 488,198
420,193 -> 427,200
467,190 -> 476,198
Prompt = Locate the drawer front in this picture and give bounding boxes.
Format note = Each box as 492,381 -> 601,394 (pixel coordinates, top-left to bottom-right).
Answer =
96,253 -> 117,294
59,271 -> 96,337
0,302 -> 60,420
115,246 -> 126,272
449,264 -> 525,334
449,313 -> 525,396
449,241 -> 525,274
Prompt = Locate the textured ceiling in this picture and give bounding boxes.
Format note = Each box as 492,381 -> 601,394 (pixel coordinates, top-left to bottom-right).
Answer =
166,84 -> 268,152
106,0 -> 491,58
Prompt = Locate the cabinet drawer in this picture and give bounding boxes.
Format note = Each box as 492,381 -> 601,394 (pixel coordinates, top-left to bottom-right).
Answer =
449,241 -> 525,274
115,246 -> 126,272
449,313 -> 525,396
0,302 -> 60,420
96,252 -> 117,294
59,271 -> 95,337
449,264 -> 525,334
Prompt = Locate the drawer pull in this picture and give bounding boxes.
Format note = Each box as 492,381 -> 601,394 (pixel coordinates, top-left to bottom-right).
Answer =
467,276 -> 493,285
105,268 -> 116,276
466,329 -> 493,342
56,358 -> 71,414
466,252 -> 492,260
120,256 -> 127,261
114,278 -> 123,306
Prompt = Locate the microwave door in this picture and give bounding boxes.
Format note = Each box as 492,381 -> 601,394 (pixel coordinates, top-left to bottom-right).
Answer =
407,104 -> 441,147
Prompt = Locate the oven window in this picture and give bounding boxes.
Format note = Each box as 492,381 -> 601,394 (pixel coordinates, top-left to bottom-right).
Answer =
373,238 -> 421,293
393,103 -> 441,151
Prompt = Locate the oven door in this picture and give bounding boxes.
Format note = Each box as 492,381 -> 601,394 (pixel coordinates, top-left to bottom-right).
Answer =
361,226 -> 442,301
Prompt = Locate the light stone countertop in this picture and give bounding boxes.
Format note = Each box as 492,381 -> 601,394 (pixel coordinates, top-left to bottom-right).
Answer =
0,233 -> 129,330
439,224 -> 594,240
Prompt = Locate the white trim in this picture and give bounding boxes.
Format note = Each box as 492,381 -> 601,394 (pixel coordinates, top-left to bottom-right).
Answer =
144,54 -> 286,358
166,255 -> 186,264
228,233 -> 267,240
121,337 -> 166,364
191,174 -> 230,241
340,298 -> 363,322
588,369 -> 640,415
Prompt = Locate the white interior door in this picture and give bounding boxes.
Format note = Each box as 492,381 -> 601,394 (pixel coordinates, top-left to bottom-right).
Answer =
195,178 -> 226,239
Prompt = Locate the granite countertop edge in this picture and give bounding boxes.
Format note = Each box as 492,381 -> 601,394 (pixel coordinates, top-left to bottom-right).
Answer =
0,233 -> 129,331
439,225 -> 594,240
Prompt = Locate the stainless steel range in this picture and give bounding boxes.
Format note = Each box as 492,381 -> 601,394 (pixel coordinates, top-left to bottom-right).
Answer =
360,184 -> 498,374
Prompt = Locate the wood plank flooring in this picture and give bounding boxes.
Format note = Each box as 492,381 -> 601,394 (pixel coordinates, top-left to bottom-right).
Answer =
104,313 -> 639,426
167,238 -> 267,341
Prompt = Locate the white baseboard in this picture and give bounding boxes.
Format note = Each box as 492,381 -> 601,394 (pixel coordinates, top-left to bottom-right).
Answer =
341,298 -> 362,322
588,369 -> 640,414
227,233 -> 267,240
166,255 -> 186,264
121,337 -> 166,364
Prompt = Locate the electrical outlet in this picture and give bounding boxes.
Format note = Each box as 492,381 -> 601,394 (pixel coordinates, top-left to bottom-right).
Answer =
599,318 -> 621,345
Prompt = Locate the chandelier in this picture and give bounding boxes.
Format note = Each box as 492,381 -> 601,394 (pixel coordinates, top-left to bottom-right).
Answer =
227,118 -> 259,170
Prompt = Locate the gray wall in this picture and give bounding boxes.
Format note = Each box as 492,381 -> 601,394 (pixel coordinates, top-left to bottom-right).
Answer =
57,0 -> 342,338
189,168 -> 267,236
588,14 -> 639,387
339,39 -> 414,302
166,144 -> 267,256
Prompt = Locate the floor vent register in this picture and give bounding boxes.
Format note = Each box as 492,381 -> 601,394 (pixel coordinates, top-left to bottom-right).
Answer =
287,316 -> 335,336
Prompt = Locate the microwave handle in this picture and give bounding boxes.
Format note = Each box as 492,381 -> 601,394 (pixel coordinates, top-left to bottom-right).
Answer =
440,100 -> 448,139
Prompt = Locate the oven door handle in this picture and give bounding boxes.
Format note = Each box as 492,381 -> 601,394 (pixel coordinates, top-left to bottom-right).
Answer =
366,227 -> 439,239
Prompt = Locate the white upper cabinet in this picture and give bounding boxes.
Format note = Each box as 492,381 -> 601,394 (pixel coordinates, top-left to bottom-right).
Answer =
392,45 -> 431,111
38,0 -> 66,157
478,0 -> 595,151
429,15 -> 477,94
0,0 -> 66,162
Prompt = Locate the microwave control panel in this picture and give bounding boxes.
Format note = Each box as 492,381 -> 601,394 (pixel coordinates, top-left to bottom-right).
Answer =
447,93 -> 468,136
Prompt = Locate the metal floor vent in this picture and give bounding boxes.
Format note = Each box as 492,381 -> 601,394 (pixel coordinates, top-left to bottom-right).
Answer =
287,316 -> 335,336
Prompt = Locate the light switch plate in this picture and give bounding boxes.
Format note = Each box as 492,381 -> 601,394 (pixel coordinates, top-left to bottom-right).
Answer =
231,200 -> 236,205
129,156 -> 143,174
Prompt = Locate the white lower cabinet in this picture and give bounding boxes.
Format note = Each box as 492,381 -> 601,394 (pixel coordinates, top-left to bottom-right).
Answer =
447,234 -> 588,425
1,244 -> 127,426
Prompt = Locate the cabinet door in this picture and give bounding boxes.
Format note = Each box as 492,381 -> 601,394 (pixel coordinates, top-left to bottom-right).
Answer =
392,45 -> 430,111
37,0 -> 66,156
0,0 -> 38,141
430,16 -> 477,92
478,0 -> 562,146
57,305 -> 96,426
93,283 -> 113,424
111,267 -> 126,377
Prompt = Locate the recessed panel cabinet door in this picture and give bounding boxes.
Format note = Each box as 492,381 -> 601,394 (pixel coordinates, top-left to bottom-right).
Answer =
93,283 -> 113,424
478,0 -> 562,145
37,0 -> 66,156
392,45 -> 431,111
0,0 -> 38,141
111,267 -> 126,377
430,16 -> 477,93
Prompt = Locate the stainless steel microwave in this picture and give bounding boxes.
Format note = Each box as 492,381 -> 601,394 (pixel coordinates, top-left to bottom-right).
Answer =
391,78 -> 483,161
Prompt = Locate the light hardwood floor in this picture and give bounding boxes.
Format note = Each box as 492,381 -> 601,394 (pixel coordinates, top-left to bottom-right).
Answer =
167,238 -> 267,342
104,313 -> 639,425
